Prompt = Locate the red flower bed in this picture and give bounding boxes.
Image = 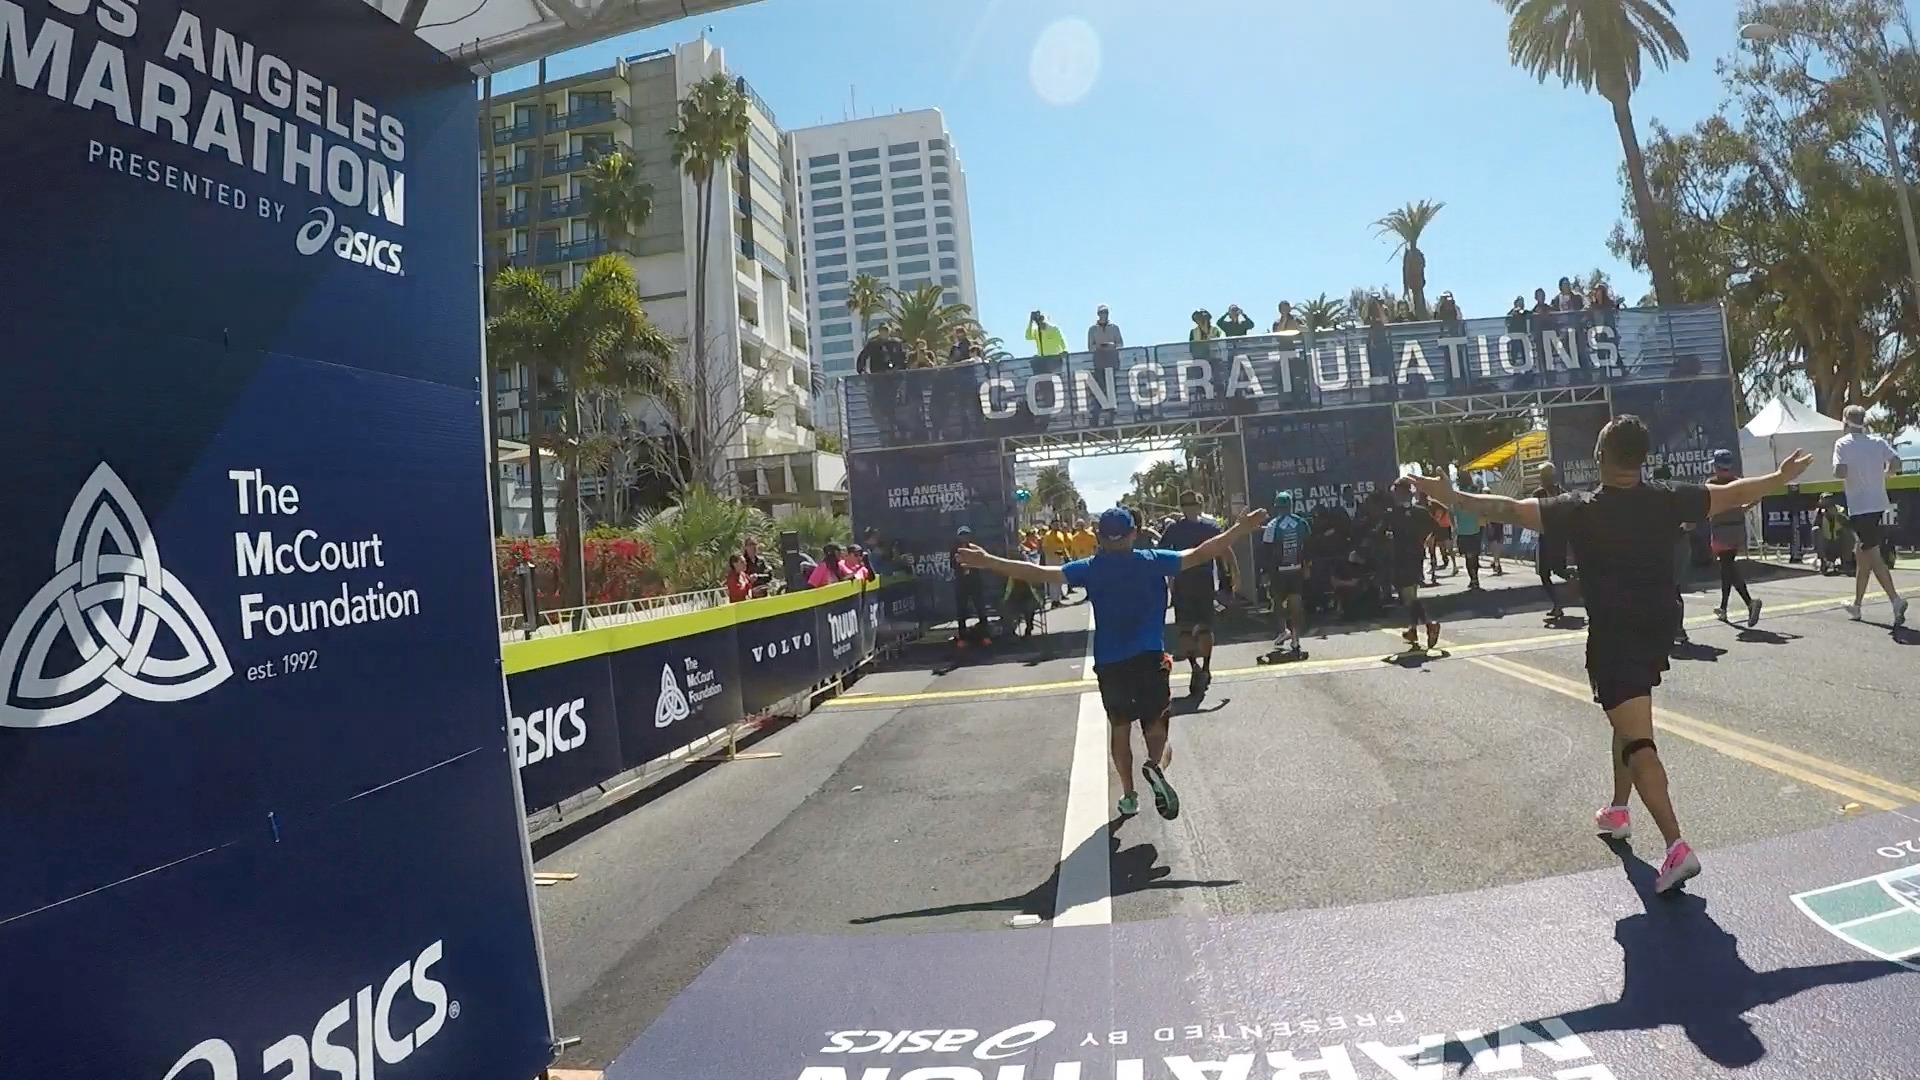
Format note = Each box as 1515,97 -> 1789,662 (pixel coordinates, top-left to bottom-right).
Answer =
496,532 -> 665,618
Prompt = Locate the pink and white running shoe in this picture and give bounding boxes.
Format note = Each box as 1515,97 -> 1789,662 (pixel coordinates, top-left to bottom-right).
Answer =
1656,840 -> 1701,894
1593,805 -> 1632,840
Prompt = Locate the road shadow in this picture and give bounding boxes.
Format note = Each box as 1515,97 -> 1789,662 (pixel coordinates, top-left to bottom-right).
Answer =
1734,627 -> 1799,645
1670,640 -> 1728,662
1381,649 -> 1450,669
1171,696 -> 1229,717
847,815 -> 1237,926
1430,840 -> 1906,1073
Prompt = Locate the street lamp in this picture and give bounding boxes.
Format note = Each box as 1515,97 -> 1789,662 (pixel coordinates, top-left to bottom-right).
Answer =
1741,20 -> 1920,327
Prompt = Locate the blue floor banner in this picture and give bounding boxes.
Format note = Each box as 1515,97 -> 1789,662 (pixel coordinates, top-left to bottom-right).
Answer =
1243,406 -> 1398,515
0,2 -> 553,1077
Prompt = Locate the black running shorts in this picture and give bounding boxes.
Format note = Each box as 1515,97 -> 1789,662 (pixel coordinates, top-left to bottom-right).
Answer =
1095,651 -> 1172,726
1456,533 -> 1483,558
1268,567 -> 1304,600
1172,580 -> 1215,628
1585,613 -> 1676,712
1851,512 -> 1887,553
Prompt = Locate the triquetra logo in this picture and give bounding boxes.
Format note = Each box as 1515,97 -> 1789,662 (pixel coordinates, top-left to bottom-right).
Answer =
655,664 -> 691,728
1,463 -> 232,728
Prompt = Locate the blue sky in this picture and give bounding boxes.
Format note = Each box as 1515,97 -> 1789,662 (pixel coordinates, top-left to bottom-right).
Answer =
504,0 -> 1754,505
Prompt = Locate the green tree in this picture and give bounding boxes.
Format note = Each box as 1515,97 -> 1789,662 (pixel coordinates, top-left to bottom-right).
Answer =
1033,463 -> 1081,520
669,73 -> 752,484
636,486 -> 773,593
1374,199 -> 1445,318
1297,293 -> 1347,332
785,507 -> 852,553
488,256 -> 678,609
847,273 -> 888,340
885,283 -> 976,365
582,150 -> 653,242
1499,0 -> 1688,306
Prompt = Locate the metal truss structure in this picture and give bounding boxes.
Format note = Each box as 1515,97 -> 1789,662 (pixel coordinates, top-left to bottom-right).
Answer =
1393,385 -> 1608,425
1000,417 -> 1243,460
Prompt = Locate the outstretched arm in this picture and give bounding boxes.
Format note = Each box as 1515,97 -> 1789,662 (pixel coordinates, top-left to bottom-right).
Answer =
1706,450 -> 1813,517
954,545 -> 1066,586
1408,474 -> 1543,534
1179,510 -> 1269,571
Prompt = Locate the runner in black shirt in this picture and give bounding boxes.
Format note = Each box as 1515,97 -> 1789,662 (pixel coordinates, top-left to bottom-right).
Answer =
1160,490 -> 1233,697
1532,463 -> 1573,621
1382,477 -> 1441,650
1411,416 -> 1812,895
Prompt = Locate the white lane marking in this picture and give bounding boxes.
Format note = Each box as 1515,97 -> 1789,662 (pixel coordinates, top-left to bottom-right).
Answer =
1054,606 -> 1113,926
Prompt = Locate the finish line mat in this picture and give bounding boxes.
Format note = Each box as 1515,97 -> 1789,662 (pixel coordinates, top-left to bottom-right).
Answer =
609,809 -> 1920,1079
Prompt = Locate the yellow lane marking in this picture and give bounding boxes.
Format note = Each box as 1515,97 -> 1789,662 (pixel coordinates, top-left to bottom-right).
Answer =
1470,654 -> 1915,811
1374,592 -> 1859,647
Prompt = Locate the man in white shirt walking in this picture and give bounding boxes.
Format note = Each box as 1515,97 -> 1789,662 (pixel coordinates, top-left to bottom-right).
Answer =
1832,405 -> 1909,626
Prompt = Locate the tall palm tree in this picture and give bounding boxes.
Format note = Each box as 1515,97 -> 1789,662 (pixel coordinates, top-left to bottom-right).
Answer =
489,255 -> 677,610
1374,199 -> 1444,318
1032,464 -> 1080,520
1298,294 -> 1346,332
847,273 -> 888,340
885,284 -> 975,364
583,150 -> 654,242
669,73 -> 751,483
1500,0 -> 1687,306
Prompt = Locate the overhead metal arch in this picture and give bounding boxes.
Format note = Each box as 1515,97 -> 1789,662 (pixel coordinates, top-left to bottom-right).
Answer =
361,0 -> 767,72
1393,386 -> 1608,425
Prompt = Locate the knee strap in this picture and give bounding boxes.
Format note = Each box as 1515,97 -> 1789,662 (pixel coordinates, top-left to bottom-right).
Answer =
1621,737 -> 1657,764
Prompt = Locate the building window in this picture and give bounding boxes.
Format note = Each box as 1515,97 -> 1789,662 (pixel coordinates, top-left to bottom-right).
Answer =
823,339 -> 856,355
889,158 -> 920,172
815,219 -> 844,233
935,205 -> 952,218
932,171 -> 949,184
853,214 -> 884,229
807,153 -> 840,167
939,257 -> 957,270
931,154 -> 947,166
848,147 -> 879,161
817,270 -> 848,285
942,290 -> 960,305
851,180 -> 882,194
941,274 -> 960,287
936,223 -> 953,235
849,163 -> 881,178
822,321 -> 853,337
817,305 -> 846,321
898,259 -> 931,274
808,170 -> 840,184
855,248 -> 888,263
855,230 -> 886,245
894,225 -> 927,239
815,235 -> 845,249
812,201 -> 843,218
929,138 -> 946,149
901,277 -> 932,290
888,141 -> 920,155
818,286 -> 848,302
897,242 -> 929,257
933,188 -> 951,201
937,239 -> 956,252
811,185 -> 842,200
895,208 -> 926,222
816,253 -> 847,267
890,175 -> 924,189
852,196 -> 883,211
892,192 -> 925,206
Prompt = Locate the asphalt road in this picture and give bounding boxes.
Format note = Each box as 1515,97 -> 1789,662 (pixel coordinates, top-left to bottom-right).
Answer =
530,559 -> 1920,1072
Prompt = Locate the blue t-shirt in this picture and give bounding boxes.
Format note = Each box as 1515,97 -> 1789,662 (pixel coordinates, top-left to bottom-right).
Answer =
1262,513 -> 1310,567
1061,549 -> 1184,667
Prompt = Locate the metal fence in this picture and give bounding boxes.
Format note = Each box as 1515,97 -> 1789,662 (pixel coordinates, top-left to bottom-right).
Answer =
498,588 -> 729,642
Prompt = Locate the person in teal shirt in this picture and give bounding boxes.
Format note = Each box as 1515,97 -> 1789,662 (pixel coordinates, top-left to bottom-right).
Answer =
1453,475 -> 1485,590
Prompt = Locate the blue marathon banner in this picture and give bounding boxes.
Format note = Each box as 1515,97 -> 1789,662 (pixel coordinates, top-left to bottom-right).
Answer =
609,623 -> 742,770
1244,407 -> 1398,515
850,442 -> 1016,623
506,656 -> 623,815
816,585 -> 866,679
735,598 -> 824,714
1,2 -> 552,1078
1764,488 -> 1916,552
1548,403 -> 1612,489
843,305 -> 1731,452
1610,378 -> 1742,484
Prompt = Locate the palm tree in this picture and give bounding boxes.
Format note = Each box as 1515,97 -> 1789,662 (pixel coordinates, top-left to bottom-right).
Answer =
636,486 -> 772,594
978,334 -> 1015,362
488,256 -> 677,610
847,273 -> 888,341
669,73 -> 751,483
1032,464 -> 1080,520
1500,0 -> 1687,306
1374,200 -> 1444,318
1298,294 -> 1346,332
785,507 -> 852,553
885,284 -> 975,364
583,150 -> 653,242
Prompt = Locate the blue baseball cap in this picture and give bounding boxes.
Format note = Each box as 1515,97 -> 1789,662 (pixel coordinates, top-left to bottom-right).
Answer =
1712,449 -> 1735,469
1097,507 -> 1136,539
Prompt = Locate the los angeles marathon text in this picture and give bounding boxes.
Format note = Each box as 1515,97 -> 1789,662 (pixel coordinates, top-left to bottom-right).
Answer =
228,470 -> 419,640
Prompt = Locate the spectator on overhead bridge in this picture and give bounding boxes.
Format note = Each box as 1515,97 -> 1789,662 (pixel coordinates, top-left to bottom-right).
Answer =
1217,304 -> 1255,337
1025,311 -> 1068,361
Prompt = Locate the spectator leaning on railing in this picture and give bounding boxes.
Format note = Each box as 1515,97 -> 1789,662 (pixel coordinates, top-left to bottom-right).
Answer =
1026,311 -> 1068,361
1217,304 -> 1255,337
1088,304 -> 1123,425
1271,301 -> 1302,333
741,537 -> 775,597
948,325 -> 974,364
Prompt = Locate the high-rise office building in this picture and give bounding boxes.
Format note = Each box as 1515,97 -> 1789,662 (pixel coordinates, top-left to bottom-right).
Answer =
481,39 -> 822,528
788,110 -> 980,430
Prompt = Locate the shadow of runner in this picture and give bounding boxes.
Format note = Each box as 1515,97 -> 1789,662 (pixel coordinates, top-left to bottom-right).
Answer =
1432,841 -> 1907,1072
846,816 -> 1239,926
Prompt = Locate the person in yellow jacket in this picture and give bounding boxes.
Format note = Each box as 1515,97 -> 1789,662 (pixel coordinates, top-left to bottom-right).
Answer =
1026,311 -> 1068,359
1069,520 -> 1097,559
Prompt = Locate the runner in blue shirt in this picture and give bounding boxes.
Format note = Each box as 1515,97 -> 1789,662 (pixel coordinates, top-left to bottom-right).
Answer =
1260,492 -> 1313,658
957,505 -> 1268,819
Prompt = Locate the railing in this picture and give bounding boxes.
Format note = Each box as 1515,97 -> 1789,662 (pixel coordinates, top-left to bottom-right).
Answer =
488,161 -> 532,186
496,205 -> 530,229
546,142 -> 633,175
508,237 -> 627,267
499,588 -> 728,643
543,194 -> 587,218
549,99 -> 630,132
491,120 -> 536,146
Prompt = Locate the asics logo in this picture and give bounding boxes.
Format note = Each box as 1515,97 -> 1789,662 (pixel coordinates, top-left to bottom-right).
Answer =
295,207 -> 405,275
1,463 -> 232,729
294,208 -> 336,255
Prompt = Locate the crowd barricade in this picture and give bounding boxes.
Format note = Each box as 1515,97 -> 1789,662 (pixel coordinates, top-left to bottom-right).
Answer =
504,574 -> 923,821
1756,479 -> 1918,558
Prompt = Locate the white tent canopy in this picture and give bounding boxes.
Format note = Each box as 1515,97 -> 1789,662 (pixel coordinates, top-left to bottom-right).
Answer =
1740,395 -> 1845,485
359,0 -> 762,71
